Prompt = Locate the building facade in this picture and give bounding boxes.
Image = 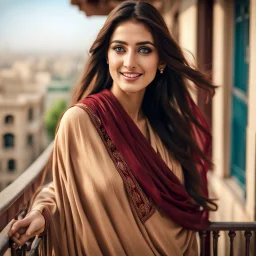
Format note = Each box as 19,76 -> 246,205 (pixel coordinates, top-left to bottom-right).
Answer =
0,63 -> 46,191
166,0 -> 256,254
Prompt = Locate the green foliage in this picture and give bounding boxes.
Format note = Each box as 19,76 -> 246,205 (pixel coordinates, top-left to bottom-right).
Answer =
45,99 -> 67,139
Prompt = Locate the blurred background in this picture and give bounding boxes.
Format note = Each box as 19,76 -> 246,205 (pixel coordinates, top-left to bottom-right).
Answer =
0,0 -> 106,188
0,0 -> 255,255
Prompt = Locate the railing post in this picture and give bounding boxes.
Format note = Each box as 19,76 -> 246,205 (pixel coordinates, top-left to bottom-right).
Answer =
244,231 -> 252,256
11,244 -> 27,256
228,231 -> 236,256
212,230 -> 220,256
199,230 -> 207,256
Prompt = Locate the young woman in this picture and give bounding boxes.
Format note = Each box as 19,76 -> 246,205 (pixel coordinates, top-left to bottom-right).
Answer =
8,1 -> 217,255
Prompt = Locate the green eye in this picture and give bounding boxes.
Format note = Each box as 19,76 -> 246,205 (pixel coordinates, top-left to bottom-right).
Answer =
114,46 -> 124,52
139,47 -> 152,53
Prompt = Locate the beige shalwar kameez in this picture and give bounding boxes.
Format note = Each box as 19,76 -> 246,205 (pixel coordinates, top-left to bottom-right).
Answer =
31,106 -> 198,256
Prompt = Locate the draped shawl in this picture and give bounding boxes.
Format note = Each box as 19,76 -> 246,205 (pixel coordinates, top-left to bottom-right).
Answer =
31,89 -> 211,255
77,89 -> 210,230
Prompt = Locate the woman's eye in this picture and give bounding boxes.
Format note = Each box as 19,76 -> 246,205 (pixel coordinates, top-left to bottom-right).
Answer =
114,46 -> 125,52
139,47 -> 152,53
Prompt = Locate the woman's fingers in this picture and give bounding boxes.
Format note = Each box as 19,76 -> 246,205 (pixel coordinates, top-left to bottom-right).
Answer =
13,232 -> 21,239
12,226 -> 44,248
10,227 -> 27,245
8,210 -> 46,248
10,236 -> 21,246
26,217 -> 45,236
8,218 -> 30,237
15,232 -> 32,246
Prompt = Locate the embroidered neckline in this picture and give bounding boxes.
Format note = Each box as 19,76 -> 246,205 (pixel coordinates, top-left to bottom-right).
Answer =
76,103 -> 155,223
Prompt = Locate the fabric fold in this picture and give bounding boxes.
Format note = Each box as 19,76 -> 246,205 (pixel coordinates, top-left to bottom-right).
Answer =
77,89 -> 210,231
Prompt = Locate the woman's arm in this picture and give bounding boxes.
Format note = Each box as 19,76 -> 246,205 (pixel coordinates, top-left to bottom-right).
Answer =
8,182 -> 56,248
8,106 -> 89,248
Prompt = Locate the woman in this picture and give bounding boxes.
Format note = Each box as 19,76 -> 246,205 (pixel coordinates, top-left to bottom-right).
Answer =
8,1 -> 217,255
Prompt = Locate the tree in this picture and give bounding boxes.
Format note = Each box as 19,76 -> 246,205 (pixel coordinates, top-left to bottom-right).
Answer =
45,99 -> 67,139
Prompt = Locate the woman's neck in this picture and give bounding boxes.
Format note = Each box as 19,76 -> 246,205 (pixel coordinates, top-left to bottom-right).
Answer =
110,87 -> 145,123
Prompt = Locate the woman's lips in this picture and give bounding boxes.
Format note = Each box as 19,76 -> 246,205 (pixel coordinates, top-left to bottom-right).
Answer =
120,72 -> 142,81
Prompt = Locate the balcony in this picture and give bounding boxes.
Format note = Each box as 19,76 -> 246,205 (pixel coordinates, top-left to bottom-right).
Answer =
0,144 -> 255,256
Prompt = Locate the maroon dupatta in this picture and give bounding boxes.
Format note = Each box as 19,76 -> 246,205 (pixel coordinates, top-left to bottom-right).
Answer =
76,89 -> 210,231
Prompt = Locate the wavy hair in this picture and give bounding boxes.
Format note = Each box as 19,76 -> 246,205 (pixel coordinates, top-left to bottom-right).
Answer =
72,1 -> 218,211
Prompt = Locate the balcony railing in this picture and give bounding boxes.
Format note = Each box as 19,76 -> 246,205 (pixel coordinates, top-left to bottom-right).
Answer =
0,143 -> 255,256
0,143 -> 53,256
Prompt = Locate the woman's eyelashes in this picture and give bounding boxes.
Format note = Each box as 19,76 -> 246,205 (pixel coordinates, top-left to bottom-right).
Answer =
139,47 -> 152,53
112,45 -> 152,54
113,46 -> 125,52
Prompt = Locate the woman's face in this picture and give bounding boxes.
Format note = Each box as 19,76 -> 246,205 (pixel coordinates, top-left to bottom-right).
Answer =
107,20 -> 160,94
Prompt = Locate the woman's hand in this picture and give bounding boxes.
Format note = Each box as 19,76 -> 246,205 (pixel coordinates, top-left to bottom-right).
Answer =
8,210 -> 45,248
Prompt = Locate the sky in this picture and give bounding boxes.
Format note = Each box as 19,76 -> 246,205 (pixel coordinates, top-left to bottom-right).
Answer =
0,0 -> 106,53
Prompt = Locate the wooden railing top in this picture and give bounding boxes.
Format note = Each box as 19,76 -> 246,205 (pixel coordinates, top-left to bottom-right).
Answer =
205,221 -> 256,231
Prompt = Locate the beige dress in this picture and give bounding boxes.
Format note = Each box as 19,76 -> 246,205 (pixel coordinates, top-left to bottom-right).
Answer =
31,106 -> 198,256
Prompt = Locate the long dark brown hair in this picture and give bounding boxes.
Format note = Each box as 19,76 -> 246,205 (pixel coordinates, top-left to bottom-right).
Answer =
72,1 -> 217,211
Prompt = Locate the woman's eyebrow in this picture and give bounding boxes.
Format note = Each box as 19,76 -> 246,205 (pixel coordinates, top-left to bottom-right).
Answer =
110,40 -> 155,47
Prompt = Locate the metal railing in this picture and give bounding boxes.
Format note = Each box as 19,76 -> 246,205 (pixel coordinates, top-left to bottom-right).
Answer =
0,143 -> 255,255
200,223 -> 256,256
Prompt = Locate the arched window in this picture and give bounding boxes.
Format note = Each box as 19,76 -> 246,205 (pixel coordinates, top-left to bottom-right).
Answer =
3,134 -> 15,148
28,108 -> 33,121
4,115 -> 14,125
8,159 -> 16,171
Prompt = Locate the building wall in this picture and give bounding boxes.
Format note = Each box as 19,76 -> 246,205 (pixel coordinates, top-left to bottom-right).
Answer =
173,0 -> 256,221
0,95 -> 45,190
178,0 -> 198,65
210,0 -> 256,254
246,0 -> 256,223
170,0 -> 256,253
178,0 -> 198,101
211,0 -> 255,221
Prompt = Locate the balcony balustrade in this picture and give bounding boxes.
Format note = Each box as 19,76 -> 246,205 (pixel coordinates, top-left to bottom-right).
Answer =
0,143 -> 255,256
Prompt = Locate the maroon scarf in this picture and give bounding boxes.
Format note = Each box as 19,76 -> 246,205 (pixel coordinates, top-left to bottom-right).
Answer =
77,89 -> 210,231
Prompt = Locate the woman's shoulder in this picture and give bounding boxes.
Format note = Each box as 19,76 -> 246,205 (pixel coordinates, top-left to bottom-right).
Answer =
58,105 -> 93,133
61,105 -> 91,123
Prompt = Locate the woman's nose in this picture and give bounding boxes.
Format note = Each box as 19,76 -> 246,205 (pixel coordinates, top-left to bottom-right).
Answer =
123,52 -> 136,70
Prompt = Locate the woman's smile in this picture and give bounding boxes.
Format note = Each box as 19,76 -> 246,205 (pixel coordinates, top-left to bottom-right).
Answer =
120,72 -> 142,81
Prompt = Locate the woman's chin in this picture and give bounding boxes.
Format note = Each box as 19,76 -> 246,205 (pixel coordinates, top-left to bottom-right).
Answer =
119,85 -> 146,94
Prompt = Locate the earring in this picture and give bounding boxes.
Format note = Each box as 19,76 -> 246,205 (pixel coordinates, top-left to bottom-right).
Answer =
160,68 -> 164,74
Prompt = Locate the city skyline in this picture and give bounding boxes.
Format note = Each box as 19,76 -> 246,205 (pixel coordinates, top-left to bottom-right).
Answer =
0,0 -> 106,53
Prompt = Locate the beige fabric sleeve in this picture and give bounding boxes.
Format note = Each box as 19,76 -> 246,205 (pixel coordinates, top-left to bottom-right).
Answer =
30,182 -> 56,213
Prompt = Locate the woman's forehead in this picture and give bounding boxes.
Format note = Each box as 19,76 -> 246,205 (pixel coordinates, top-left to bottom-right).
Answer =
110,20 -> 154,44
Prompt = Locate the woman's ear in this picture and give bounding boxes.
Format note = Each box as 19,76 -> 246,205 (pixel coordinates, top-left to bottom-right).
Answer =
158,61 -> 166,69
158,62 -> 166,74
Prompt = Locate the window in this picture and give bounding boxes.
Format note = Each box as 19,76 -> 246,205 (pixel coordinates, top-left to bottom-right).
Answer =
27,134 -> 33,146
28,108 -> 33,121
4,115 -> 14,125
3,133 -> 15,148
8,159 -> 16,172
230,0 -> 250,193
